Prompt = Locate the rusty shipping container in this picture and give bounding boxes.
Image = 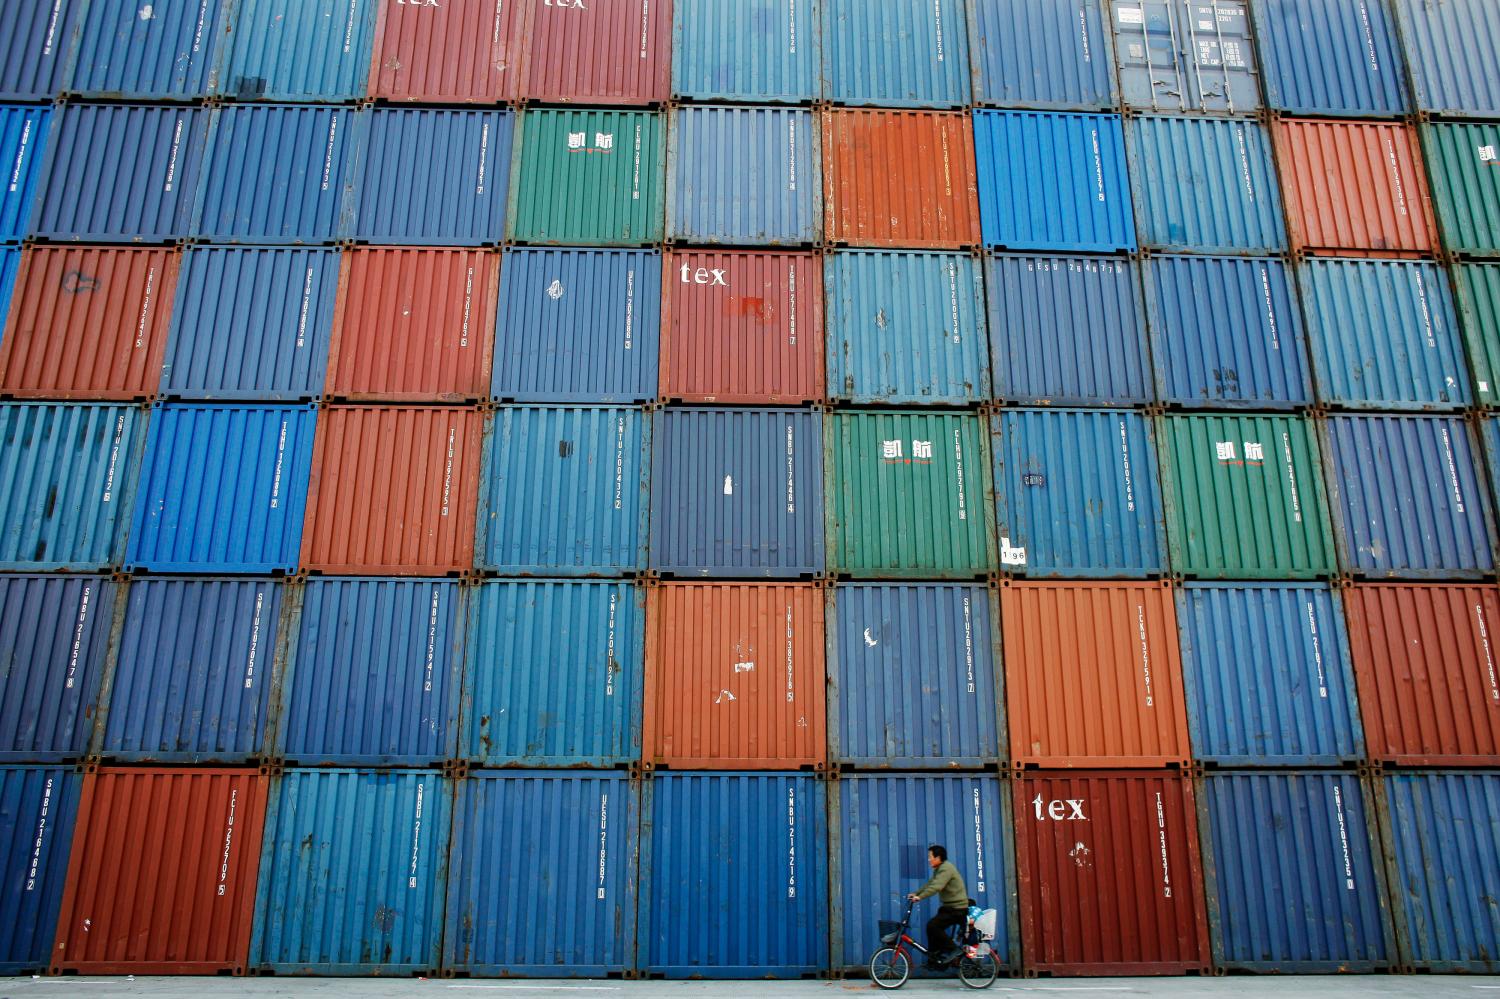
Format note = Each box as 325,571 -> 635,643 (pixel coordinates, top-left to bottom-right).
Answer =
643,582 -> 826,770
522,0 -> 671,105
369,0 -> 525,103
50,768 -> 268,975
1002,582 -> 1191,769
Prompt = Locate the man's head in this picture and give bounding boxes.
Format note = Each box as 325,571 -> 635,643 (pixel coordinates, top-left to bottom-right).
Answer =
928,844 -> 947,870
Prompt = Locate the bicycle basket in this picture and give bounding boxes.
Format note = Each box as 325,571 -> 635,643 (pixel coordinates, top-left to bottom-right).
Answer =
878,920 -> 903,944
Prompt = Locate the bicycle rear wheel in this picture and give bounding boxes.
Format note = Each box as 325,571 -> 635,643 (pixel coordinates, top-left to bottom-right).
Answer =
958,951 -> 999,988
869,946 -> 911,989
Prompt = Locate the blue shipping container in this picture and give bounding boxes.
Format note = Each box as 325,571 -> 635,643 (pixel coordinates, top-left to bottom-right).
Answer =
1392,0 -> 1500,118
0,248 -> 19,343
101,578 -> 281,763
971,0 -> 1116,110
492,248 -> 661,403
66,0 -> 229,99
0,0 -> 79,101
828,584 -> 1003,768
219,0 -> 376,101
1146,255 -> 1312,408
1178,584 -> 1363,766
462,580 -> 642,768
0,766 -> 80,974
0,105 -> 49,242
1111,0 -> 1261,114
822,0 -> 971,108
126,403 -> 317,574
671,0 -> 818,103
1253,0 -> 1408,116
1200,771 -> 1392,971
446,773 -> 640,976
1487,416 -> 1500,518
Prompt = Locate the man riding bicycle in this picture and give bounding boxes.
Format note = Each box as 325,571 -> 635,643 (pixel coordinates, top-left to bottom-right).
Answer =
905,844 -> 969,969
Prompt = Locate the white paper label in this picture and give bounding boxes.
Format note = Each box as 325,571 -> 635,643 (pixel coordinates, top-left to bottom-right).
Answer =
1000,536 -> 1027,566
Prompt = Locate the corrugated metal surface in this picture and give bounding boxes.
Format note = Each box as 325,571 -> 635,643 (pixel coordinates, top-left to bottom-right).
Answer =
1421,121 -> 1500,258
821,109 -> 980,248
31,104 -> 207,242
1199,772 -> 1392,971
1253,0 -> 1408,116
508,109 -> 665,246
0,575 -> 117,762
986,253 -> 1150,406
462,580 -> 642,767
1457,263 -> 1500,407
661,250 -> 823,403
478,405 -> 649,575
671,0 -> 817,103
1379,771 -> 1500,972
827,583 -> 1003,768
1392,0 -> 1500,118
0,0 -> 78,101
644,582 -> 826,769
327,248 -> 498,403
194,105 -> 364,244
831,774 -> 1016,969
1322,415 -> 1495,578
301,405 -> 483,575
220,0 -> 376,101
824,250 -> 988,405
1344,584 -> 1500,766
822,0 -> 971,107
650,408 -> 823,578
1014,771 -> 1210,974
51,768 -> 268,975
990,409 -> 1166,577
0,246 -> 177,400
1177,583 -> 1363,766
0,403 -> 144,571
1127,115 -> 1285,254
1273,119 -> 1437,255
277,579 -> 462,767
66,0 -> 228,99
0,105 -> 49,241
446,773 -> 640,976
1159,413 -> 1337,578
1299,258 -> 1468,410
126,403 -> 317,574
100,579 -> 281,764
354,108 -> 514,245
0,766 -> 79,974
0,250 -> 17,367
1145,255 -> 1312,408
162,246 -> 337,402
251,769 -> 449,975
974,110 -> 1135,252
492,248 -> 660,403
639,772 -> 828,977
826,410 -> 996,577
369,0 -> 524,103
522,0 -> 671,104
971,0 -> 1116,110
667,105 -> 817,245
1109,0 -> 1261,114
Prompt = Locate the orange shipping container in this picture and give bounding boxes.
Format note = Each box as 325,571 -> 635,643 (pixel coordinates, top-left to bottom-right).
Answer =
1002,581 -> 1191,768
301,405 -> 483,575
644,581 -> 827,769
51,768 -> 268,975
821,110 -> 981,249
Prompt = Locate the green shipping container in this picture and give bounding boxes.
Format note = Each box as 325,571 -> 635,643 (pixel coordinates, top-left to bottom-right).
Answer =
1159,414 -> 1336,579
1456,263 -> 1500,407
826,410 -> 996,578
1421,122 -> 1500,258
508,109 -> 665,245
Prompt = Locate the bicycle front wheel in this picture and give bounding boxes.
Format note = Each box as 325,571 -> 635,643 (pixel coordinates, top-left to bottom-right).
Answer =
869,946 -> 911,989
958,950 -> 999,988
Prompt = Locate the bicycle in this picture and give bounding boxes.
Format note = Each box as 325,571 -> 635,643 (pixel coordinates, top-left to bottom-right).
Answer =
868,898 -> 1000,989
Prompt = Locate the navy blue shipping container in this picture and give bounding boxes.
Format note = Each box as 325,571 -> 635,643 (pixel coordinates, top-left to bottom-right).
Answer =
828,583 -> 1003,768
973,110 -> 1136,252
671,0 -> 818,103
971,0 -> 1117,110
640,773 -> 828,978
1486,417 -> 1500,517
162,246 -> 338,401
1146,255 -> 1312,408
822,0 -> 972,108
0,105 -> 49,242
1199,772 -> 1392,971
219,0 -> 376,102
1392,0 -> 1500,118
0,576 -> 116,762
1111,0 -> 1261,114
100,578 -> 282,763
492,248 -> 661,403
986,253 -> 1151,406
66,0 -> 229,100
462,580 -> 642,768
0,248 -> 18,344
650,407 -> 824,577
1178,584 -> 1363,767
446,773 -> 640,976
0,0 -> 79,101
355,108 -> 514,246
0,766 -> 80,974
1253,0 -> 1409,116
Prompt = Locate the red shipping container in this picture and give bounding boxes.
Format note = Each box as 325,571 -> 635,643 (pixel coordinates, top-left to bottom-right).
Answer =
1014,771 -> 1210,976
521,0 -> 671,105
1344,583 -> 1500,766
1273,119 -> 1437,256
644,581 -> 827,769
659,250 -> 823,404
369,0 -> 525,102
1001,582 -> 1191,768
301,405 -> 483,575
822,110 -> 981,249
50,768 -> 268,975
327,248 -> 498,402
0,246 -> 176,399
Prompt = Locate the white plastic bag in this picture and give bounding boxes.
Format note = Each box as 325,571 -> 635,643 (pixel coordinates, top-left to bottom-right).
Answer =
972,907 -> 998,940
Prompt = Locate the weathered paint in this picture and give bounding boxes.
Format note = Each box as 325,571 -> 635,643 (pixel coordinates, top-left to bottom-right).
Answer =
0,0 -> 80,101
821,0 -> 972,107
0,105 -> 50,241
521,0 -> 671,105
67,0 -> 229,99
1421,121 -> 1500,258
1392,0 -> 1500,118
368,0 -> 524,103
1109,0 -> 1260,114
0,766 -> 80,974
971,0 -> 1116,110
671,0 -> 818,103
1253,0 -> 1408,116
219,0 -> 376,101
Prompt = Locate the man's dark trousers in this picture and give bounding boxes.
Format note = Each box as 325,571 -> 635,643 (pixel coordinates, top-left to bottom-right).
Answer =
926,906 -> 967,960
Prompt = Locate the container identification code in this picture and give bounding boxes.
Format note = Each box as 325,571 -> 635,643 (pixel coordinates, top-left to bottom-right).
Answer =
1332,784 -> 1355,890
244,589 -> 263,690
134,268 -> 156,350
970,787 -> 986,891
217,788 -> 238,896
424,587 -> 440,693
786,787 -> 797,898
25,776 -> 54,891
962,595 -> 975,694
103,413 -> 127,503
408,783 -> 425,888
1477,603 -> 1498,703
1305,600 -> 1328,698
8,117 -> 32,193
1154,791 -> 1172,899
66,585 -> 92,691
597,792 -> 610,899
